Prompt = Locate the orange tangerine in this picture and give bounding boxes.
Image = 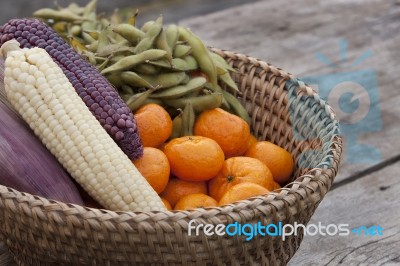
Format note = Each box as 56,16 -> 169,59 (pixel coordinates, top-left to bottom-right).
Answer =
174,193 -> 217,210
245,141 -> 294,184
134,103 -> 173,147
218,182 -> 269,206
208,156 -> 275,202
163,136 -> 224,182
132,147 -> 170,194
161,197 -> 172,210
194,108 -> 251,157
160,178 -> 208,207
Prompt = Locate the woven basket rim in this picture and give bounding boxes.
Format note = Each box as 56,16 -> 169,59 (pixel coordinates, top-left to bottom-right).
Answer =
0,48 -> 342,221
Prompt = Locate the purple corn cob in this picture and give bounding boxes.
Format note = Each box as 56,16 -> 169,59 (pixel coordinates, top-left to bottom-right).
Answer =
0,18 -> 143,159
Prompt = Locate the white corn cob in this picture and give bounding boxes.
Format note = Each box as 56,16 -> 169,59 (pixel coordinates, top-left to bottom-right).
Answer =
1,40 -> 166,212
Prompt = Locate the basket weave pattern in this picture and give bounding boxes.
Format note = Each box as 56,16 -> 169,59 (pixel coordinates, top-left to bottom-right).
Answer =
0,48 -> 342,265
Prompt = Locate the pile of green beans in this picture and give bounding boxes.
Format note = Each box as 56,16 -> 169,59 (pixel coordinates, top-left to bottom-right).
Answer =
33,0 -> 250,137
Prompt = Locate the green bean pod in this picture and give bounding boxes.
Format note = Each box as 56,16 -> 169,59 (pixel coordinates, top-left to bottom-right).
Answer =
141,20 -> 155,32
86,40 -> 98,52
219,72 -> 240,93
105,72 -> 125,88
134,16 -> 163,54
147,57 -> 197,72
96,44 -> 135,57
165,24 -> 179,51
96,55 -> 111,71
81,12 -> 97,32
173,44 -> 192,58
83,0 -> 98,17
118,71 -> 155,89
181,102 -> 195,136
144,72 -> 187,88
170,111 -> 183,139
68,36 -> 88,53
155,29 -> 173,62
150,77 -> 207,99
81,32 -> 96,44
183,55 -> 199,70
112,23 -> 145,44
33,8 -> 87,22
81,50 -> 96,65
132,64 -> 161,75
220,90 -> 251,125
97,27 -> 111,51
178,27 -> 218,88
101,49 -> 167,74
120,85 -> 135,95
127,9 -> 139,26
209,51 -> 238,73
125,88 -> 157,112
163,93 -> 223,113
69,25 -> 82,36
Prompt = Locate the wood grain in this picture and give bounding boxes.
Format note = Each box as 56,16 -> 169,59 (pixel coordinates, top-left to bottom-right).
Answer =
288,163 -> 400,265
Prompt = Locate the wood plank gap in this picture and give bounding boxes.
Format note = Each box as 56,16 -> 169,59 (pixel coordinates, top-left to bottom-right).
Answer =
332,153 -> 400,190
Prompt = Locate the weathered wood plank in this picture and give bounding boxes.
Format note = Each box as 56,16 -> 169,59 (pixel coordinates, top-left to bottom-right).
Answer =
179,0 -> 400,182
287,162 -> 400,265
0,0 -> 260,26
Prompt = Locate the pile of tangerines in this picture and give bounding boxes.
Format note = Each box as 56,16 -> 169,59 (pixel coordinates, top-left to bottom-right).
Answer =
132,104 -> 294,211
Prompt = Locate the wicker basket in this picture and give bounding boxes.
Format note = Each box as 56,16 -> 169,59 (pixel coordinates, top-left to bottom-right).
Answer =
0,48 -> 342,266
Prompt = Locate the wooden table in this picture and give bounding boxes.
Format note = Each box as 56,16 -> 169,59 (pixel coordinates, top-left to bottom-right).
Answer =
178,0 -> 400,264
1,0 -> 399,264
